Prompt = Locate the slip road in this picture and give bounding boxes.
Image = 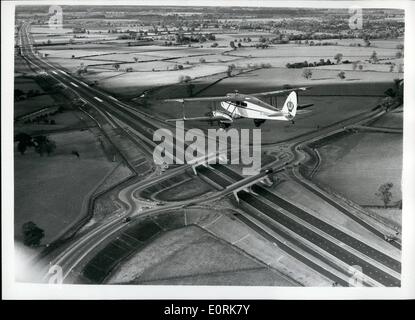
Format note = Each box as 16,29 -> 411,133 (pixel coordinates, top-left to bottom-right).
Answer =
163,304 -> 250,317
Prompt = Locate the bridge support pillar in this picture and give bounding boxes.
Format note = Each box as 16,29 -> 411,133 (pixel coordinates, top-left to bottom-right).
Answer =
261,176 -> 273,186
248,186 -> 258,195
233,191 -> 239,203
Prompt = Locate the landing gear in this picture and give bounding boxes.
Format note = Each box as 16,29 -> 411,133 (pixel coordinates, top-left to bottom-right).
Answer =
219,122 -> 231,129
254,119 -> 266,127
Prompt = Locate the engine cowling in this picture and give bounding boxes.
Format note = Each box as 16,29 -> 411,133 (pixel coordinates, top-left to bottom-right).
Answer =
211,111 -> 233,123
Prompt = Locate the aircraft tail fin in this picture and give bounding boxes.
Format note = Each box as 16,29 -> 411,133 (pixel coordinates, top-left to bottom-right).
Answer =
281,91 -> 298,118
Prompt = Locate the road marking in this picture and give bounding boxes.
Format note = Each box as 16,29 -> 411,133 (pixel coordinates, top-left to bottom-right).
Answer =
52,71 -> 57,75
108,95 -> 118,101
104,110 -> 117,129
93,96 -> 103,103
70,82 -> 79,88
203,214 -> 222,229
79,81 -> 89,87
232,234 -> 250,245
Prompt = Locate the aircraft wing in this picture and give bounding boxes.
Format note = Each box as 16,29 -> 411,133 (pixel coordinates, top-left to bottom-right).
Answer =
164,96 -> 233,103
251,87 -> 310,97
166,116 -> 233,123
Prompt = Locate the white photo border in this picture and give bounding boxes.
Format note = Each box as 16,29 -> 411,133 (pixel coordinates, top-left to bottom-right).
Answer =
2,0 -> 415,300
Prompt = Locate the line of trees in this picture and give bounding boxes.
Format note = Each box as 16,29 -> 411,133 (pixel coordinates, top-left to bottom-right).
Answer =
287,59 -> 334,69
15,132 -> 56,156
22,221 -> 45,247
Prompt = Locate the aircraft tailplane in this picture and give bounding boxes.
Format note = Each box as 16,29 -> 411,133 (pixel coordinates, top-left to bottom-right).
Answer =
281,91 -> 298,118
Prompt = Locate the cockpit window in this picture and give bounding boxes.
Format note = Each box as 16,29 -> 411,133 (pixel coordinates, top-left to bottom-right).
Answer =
234,101 -> 247,107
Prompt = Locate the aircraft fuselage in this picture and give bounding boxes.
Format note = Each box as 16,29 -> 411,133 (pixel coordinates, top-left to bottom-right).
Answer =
220,97 -> 287,121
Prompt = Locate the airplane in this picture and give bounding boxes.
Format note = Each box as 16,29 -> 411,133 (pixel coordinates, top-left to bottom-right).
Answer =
164,87 -> 313,129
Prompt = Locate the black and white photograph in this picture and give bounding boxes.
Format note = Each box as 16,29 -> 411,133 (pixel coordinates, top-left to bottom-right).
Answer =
2,0 -> 415,300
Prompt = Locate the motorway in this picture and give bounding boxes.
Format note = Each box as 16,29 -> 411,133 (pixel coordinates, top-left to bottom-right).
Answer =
195,164 -> 400,286
19,22 -> 401,286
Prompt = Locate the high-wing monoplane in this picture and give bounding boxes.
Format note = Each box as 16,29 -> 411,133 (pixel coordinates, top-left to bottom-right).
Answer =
165,87 -> 313,128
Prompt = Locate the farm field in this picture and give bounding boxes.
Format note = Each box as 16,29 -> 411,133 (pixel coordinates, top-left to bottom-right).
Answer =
14,109 -> 88,136
370,108 -> 403,128
89,64 -> 229,97
369,208 -> 402,228
199,68 -> 400,95
14,94 -> 56,118
14,55 -> 38,76
230,44 -> 399,59
313,129 -> 402,206
34,31 -> 402,101
14,129 -> 117,244
108,225 -> 296,286
14,77 -> 45,92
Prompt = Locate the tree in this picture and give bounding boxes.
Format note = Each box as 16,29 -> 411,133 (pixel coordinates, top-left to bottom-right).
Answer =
370,51 -> 378,63
178,75 -> 191,83
358,64 -> 363,71
17,141 -> 27,155
33,135 -> 56,156
14,89 -> 25,100
334,53 -> 343,64
302,69 -> 312,79
186,83 -> 195,97
113,63 -> 120,71
229,41 -> 236,49
133,57 -> 138,62
337,71 -> 346,80
389,64 -> 395,72
376,183 -> 394,208
227,64 -> 236,77
22,221 -> 44,247
15,132 -> 32,144
15,132 -> 33,155
395,51 -> 403,59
